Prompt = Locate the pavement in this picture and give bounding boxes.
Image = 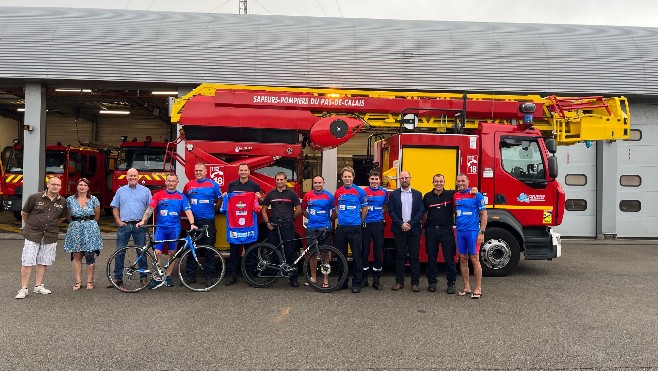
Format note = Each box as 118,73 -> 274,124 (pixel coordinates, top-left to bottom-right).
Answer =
1,234 -> 657,370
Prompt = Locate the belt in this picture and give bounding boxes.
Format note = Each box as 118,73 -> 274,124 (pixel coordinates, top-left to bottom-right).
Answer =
426,225 -> 453,229
71,216 -> 94,222
271,218 -> 292,223
122,220 -> 141,224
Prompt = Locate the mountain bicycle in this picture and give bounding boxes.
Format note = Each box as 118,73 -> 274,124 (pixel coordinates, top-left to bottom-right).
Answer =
106,224 -> 225,292
241,225 -> 348,293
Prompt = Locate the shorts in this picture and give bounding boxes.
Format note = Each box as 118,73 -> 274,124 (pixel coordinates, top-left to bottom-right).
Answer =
456,230 -> 480,256
154,226 -> 181,253
21,240 -> 57,266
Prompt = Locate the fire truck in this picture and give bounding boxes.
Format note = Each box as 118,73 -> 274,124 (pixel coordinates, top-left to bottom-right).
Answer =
1,141 -> 114,219
112,136 -> 174,195
170,84 -> 629,276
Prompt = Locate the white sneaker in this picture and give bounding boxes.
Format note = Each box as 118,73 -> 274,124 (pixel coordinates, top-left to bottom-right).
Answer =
15,288 -> 29,299
33,284 -> 52,295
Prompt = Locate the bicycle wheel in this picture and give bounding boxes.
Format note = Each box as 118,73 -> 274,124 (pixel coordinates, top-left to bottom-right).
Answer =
303,245 -> 348,293
106,246 -> 156,293
178,245 -> 225,292
241,242 -> 283,288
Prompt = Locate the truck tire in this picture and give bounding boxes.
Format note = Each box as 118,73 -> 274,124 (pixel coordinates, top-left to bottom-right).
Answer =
480,227 -> 520,277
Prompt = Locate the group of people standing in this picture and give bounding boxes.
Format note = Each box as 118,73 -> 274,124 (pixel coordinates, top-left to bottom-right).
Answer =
15,162 -> 486,300
321,167 -> 487,298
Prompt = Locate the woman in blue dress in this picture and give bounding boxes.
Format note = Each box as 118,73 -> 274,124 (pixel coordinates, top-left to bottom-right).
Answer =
64,178 -> 103,290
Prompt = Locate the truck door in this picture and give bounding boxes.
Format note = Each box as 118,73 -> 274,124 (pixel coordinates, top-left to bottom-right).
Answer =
494,134 -> 555,229
401,147 -> 458,196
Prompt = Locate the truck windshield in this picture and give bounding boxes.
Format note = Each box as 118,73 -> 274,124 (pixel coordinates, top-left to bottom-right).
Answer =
6,149 -> 66,174
500,138 -> 545,181
117,147 -> 172,171
253,158 -> 297,182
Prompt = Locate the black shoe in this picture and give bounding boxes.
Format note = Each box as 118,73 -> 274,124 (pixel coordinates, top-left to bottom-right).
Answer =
225,275 -> 237,286
338,281 -> 349,291
372,279 -> 382,291
351,286 -> 361,293
428,283 -> 437,292
447,282 -> 456,295
290,280 -> 299,287
361,279 -> 369,288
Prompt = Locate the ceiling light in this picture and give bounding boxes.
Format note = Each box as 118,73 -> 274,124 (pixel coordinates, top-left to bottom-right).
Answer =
151,91 -> 179,95
55,88 -> 92,93
17,108 -> 25,112
99,110 -> 130,115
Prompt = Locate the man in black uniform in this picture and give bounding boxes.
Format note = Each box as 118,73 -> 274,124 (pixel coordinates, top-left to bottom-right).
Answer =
423,173 -> 478,294
224,163 -> 262,286
261,172 -> 302,287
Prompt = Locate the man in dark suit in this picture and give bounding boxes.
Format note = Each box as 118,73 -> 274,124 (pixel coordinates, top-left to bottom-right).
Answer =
388,170 -> 425,292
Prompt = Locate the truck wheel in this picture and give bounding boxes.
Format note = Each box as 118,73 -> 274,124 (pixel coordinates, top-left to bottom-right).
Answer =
13,211 -> 21,221
480,227 -> 520,277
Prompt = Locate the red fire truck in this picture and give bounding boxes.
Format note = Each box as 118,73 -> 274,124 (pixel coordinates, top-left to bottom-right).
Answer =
1,140 -> 113,219
170,84 -> 629,276
112,136 -> 174,195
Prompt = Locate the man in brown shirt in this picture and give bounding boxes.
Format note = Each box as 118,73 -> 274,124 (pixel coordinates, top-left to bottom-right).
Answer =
15,177 -> 68,299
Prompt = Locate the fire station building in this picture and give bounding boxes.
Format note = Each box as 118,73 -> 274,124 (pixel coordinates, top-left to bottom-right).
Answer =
0,6 -> 657,238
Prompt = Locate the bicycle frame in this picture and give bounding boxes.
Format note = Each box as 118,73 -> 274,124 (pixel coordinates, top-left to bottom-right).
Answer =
140,225 -> 207,277
267,224 -> 324,271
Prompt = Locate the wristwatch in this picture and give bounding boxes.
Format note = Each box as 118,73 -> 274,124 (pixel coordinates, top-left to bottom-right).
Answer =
479,230 -> 485,234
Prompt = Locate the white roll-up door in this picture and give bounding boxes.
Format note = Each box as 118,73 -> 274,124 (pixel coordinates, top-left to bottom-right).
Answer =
616,105 -> 658,237
554,142 -> 597,237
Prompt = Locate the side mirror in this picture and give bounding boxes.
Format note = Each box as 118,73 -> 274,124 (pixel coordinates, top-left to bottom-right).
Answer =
548,155 -> 558,179
545,138 -> 557,154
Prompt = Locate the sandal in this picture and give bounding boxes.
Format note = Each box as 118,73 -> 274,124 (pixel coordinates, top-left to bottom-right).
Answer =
471,292 -> 482,299
72,282 -> 82,291
304,278 -> 317,286
458,290 -> 471,296
322,283 -> 330,288
86,282 -> 95,290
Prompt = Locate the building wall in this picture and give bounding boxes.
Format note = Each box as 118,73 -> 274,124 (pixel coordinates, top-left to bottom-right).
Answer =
0,117 -> 18,151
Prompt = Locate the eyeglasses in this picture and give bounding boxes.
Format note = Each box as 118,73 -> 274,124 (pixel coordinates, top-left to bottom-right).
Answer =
399,177 -> 411,180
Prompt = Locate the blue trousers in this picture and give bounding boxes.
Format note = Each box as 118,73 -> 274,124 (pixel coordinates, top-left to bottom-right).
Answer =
113,223 -> 147,280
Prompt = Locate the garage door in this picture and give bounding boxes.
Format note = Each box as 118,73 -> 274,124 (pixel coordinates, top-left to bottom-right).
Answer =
616,105 -> 658,237
46,115 -> 93,146
98,116 -> 171,146
44,115 -> 171,147
553,142 -> 597,237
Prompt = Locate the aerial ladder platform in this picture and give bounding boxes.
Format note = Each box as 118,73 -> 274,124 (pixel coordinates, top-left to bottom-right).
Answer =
171,83 -> 630,146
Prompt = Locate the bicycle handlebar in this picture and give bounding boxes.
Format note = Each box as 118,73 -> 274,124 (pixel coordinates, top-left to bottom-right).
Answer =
139,224 -> 209,241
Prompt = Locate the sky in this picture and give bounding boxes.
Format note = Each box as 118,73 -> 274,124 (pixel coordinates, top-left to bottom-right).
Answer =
1,0 -> 658,27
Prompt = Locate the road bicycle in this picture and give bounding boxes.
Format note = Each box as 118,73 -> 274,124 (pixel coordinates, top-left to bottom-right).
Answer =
106,224 -> 225,292
241,225 -> 348,293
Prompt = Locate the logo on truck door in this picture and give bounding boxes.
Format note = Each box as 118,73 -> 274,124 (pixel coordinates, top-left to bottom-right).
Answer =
209,166 -> 224,187
467,155 -> 478,174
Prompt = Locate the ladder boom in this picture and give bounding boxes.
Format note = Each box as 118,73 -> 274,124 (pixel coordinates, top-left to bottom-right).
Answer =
172,84 -> 630,145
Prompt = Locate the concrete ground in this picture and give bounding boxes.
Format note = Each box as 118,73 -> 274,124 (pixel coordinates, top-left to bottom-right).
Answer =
1,234 -> 657,370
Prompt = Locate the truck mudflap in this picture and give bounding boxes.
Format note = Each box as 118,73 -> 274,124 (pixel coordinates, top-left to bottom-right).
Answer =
523,227 -> 561,260
551,230 -> 562,258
